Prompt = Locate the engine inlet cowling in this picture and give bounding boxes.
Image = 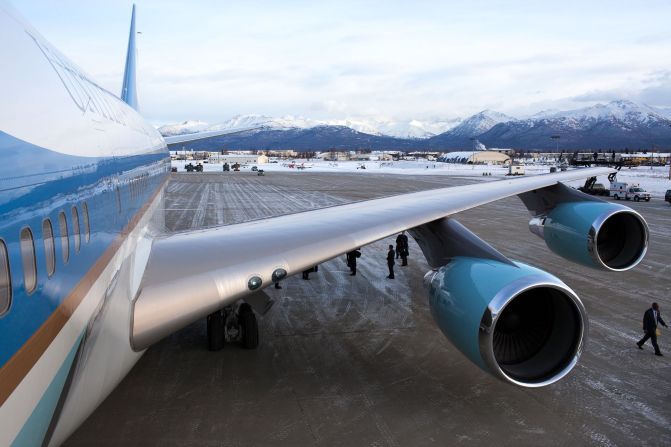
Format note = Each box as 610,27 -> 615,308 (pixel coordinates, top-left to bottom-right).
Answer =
426,257 -> 587,387
529,202 -> 648,271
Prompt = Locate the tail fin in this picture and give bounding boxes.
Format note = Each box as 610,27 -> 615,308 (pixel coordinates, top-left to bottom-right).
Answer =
120,4 -> 138,110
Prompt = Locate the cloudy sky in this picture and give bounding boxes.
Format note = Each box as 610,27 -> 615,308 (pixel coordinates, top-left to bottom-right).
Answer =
14,0 -> 671,124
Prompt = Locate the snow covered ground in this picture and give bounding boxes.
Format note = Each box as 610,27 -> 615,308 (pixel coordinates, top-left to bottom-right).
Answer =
171,160 -> 671,198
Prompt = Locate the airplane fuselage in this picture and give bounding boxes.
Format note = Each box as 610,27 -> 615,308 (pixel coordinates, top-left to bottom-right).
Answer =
0,4 -> 169,445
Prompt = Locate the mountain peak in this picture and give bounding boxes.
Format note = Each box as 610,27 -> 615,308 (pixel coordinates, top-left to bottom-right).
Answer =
446,110 -> 514,137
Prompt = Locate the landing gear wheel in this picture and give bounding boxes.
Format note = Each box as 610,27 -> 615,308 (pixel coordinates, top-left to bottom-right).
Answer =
207,310 -> 225,351
239,304 -> 259,349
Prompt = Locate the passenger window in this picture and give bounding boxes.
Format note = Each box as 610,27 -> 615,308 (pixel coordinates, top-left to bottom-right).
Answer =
42,219 -> 56,277
82,202 -> 91,243
59,212 -> 69,263
0,239 -> 11,315
20,227 -> 37,294
72,207 -> 81,253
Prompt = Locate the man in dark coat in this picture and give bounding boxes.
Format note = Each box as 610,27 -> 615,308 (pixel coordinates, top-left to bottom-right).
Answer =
346,249 -> 361,276
637,302 -> 668,356
395,231 -> 409,266
386,245 -> 395,279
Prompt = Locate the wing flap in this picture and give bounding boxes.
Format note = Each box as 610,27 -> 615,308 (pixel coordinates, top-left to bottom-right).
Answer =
131,167 -> 612,350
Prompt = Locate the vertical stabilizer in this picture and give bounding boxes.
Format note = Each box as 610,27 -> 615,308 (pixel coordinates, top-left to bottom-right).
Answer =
121,4 -> 138,110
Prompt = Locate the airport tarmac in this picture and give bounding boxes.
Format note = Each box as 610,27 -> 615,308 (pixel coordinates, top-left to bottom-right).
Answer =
65,171 -> 671,446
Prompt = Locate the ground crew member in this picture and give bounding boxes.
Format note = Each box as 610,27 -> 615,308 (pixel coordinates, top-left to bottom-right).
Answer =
386,245 -> 395,279
396,231 -> 409,266
302,265 -> 319,280
347,249 -> 361,276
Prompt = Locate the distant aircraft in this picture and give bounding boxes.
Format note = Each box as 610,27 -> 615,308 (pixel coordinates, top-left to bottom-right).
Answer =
0,3 -> 649,446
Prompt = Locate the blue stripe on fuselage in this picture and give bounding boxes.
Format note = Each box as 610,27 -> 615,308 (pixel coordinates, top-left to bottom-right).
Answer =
0,130 -> 169,367
10,332 -> 83,447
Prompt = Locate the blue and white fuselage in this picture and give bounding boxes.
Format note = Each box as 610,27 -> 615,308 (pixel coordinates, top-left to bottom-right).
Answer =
0,4 -> 169,445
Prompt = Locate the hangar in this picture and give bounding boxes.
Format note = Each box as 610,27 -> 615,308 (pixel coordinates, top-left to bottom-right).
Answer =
438,151 -> 511,165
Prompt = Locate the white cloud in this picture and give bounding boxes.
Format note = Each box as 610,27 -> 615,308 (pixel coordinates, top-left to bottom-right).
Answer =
15,0 -> 671,123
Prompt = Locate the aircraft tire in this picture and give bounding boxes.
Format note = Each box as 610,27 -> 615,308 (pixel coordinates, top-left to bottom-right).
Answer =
207,310 -> 225,351
240,310 -> 259,349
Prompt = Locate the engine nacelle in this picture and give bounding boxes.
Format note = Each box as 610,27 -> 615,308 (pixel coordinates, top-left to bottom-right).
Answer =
529,202 -> 648,271
425,256 -> 587,387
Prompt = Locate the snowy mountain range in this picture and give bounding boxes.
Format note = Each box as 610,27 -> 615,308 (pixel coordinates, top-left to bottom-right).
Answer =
477,100 -> 671,150
159,115 -> 462,139
160,100 -> 671,150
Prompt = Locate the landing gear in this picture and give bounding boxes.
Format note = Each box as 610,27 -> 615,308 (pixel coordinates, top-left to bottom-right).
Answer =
238,303 -> 259,349
206,303 -> 259,350
207,310 -> 225,351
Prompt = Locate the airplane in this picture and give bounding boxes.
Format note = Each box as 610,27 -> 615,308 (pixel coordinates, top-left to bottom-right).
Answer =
0,3 -> 649,446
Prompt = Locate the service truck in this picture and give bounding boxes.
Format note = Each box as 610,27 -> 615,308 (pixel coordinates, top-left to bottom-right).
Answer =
610,181 -> 651,202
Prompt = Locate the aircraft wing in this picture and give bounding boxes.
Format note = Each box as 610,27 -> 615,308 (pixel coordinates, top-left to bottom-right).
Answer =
131,167 -> 613,350
162,126 -> 263,146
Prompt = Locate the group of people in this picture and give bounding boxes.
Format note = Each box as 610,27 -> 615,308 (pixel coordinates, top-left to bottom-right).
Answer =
344,232 -> 409,280
276,232 -> 411,290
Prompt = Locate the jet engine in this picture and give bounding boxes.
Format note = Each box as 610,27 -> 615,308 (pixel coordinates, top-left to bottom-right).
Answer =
528,202 -> 648,271
424,256 -> 587,388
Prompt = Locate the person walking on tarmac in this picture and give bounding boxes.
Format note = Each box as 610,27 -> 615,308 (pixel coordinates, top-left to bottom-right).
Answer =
637,302 -> 668,356
346,249 -> 361,276
396,231 -> 409,266
386,245 -> 395,279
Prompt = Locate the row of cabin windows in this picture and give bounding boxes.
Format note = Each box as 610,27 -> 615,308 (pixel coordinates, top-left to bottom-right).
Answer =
0,202 -> 91,316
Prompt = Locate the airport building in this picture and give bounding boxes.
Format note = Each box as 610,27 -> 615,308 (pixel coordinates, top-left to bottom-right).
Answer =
438,151 -> 511,165
208,154 -> 269,165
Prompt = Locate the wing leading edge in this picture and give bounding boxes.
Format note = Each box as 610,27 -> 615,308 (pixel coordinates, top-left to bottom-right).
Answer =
131,167 -> 612,350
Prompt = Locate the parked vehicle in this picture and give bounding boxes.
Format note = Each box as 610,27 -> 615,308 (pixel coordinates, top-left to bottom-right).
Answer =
508,165 -> 525,176
610,181 -> 651,202
665,189 -> 671,204
251,166 -> 258,171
